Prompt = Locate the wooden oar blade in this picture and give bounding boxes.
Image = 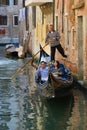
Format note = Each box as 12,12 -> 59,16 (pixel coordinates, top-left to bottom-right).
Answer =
11,58 -> 32,79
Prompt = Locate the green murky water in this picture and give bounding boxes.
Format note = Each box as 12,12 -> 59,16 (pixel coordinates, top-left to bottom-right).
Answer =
0,52 -> 87,130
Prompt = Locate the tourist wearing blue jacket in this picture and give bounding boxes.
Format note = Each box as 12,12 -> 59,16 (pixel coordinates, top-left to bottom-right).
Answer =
50,60 -> 71,80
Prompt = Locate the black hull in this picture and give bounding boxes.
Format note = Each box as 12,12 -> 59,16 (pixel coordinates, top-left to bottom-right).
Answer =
35,76 -> 73,99
5,51 -> 18,58
54,86 -> 73,98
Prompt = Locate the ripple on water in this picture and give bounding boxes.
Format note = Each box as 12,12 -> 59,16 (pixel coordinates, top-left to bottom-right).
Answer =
0,57 -> 22,78
0,58 -> 16,65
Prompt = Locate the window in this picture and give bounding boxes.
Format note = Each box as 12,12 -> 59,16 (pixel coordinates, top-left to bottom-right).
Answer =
13,15 -> 18,26
62,0 -> 64,33
14,0 -> 18,5
56,16 -> 58,31
32,6 -> 36,28
0,0 -> 9,5
0,15 -> 7,25
23,0 -> 25,7
42,13 -> 44,24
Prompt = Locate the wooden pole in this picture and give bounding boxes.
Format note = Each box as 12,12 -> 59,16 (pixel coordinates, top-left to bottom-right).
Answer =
11,43 -> 49,79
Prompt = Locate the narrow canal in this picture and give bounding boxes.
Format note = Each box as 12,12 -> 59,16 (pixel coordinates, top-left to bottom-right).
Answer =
0,47 -> 87,130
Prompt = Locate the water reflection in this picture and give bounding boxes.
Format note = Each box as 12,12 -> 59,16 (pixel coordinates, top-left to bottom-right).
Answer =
33,96 -> 73,130
0,57 -> 29,130
66,89 -> 87,130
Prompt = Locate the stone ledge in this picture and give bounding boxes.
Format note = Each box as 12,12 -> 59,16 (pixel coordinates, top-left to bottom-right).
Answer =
72,73 -> 87,90
83,80 -> 87,89
72,1 -> 85,10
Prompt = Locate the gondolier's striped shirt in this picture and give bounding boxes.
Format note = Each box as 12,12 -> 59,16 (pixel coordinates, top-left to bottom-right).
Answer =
45,30 -> 60,47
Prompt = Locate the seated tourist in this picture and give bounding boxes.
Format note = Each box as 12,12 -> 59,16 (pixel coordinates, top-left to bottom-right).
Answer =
35,57 -> 49,84
50,60 -> 71,80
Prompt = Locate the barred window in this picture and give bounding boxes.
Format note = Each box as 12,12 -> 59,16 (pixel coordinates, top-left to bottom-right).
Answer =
13,15 -> 18,26
14,0 -> 18,5
0,0 -> 9,5
0,16 -> 7,25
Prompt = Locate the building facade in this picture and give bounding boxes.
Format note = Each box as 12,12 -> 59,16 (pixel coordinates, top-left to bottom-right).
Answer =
0,0 -> 23,44
55,0 -> 87,83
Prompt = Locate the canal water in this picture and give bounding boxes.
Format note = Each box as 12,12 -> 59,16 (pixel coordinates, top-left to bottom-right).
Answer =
0,48 -> 87,130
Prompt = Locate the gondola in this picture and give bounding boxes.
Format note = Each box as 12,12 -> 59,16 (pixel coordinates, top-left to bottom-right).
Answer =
5,43 -> 25,58
33,46 -> 73,98
35,71 -> 73,99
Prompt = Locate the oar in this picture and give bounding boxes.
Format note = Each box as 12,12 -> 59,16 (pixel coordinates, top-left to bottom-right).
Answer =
11,43 -> 49,79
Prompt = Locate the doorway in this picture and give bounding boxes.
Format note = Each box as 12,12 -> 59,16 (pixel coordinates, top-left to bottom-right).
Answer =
78,16 -> 83,80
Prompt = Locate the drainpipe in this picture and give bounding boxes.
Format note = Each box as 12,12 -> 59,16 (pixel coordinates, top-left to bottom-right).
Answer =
53,0 -> 55,26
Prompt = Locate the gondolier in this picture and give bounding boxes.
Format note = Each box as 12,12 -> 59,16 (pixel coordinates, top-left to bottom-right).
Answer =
45,24 -> 67,61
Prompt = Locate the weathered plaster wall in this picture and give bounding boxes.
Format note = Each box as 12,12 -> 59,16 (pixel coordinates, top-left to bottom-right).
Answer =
27,3 -> 53,56
55,0 -> 87,82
